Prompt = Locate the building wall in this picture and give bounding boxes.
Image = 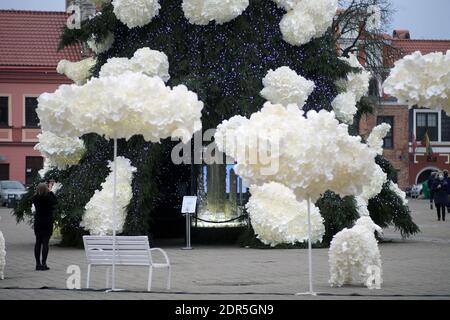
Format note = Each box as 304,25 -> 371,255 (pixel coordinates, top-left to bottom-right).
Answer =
360,104 -> 410,189
0,82 -> 62,183
360,104 -> 450,189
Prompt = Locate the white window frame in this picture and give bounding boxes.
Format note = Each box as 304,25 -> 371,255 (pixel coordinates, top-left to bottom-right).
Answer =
413,109 -> 441,143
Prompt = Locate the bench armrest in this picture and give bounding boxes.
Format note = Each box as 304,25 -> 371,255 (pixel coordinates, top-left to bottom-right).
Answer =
149,248 -> 170,265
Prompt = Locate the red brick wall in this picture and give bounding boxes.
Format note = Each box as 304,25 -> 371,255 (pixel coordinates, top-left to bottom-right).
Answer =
359,104 -> 410,189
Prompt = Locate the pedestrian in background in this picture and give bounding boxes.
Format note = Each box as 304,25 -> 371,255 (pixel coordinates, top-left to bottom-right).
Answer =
428,171 -> 437,209
444,170 -> 450,213
432,172 -> 448,222
32,182 -> 57,270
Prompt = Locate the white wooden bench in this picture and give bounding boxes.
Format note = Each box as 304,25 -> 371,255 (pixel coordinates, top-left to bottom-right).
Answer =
83,236 -> 171,291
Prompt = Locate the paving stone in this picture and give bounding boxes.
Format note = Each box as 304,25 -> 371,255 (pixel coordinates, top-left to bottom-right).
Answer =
0,200 -> 449,300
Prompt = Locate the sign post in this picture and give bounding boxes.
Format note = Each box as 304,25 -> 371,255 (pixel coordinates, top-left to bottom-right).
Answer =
181,196 -> 197,250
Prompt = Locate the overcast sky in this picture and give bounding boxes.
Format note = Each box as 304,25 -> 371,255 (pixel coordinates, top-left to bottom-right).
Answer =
0,0 -> 449,39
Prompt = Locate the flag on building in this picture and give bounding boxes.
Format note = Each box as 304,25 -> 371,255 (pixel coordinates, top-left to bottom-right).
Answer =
421,131 -> 433,158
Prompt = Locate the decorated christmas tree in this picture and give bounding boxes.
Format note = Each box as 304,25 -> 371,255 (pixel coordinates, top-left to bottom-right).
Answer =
14,0 -> 419,246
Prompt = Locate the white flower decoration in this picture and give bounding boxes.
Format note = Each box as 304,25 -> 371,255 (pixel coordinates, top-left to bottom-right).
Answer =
34,131 -> 86,170
38,159 -> 53,178
331,92 -> 357,124
336,53 -> 371,101
56,58 -> 96,85
37,72 -> 202,143
112,0 -> 160,28
182,0 -> 249,25
329,216 -> 383,289
215,102 -> 383,202
247,182 -> 325,247
87,32 -> 115,54
260,66 -> 315,107
389,181 -> 408,206
280,0 -> 338,46
99,47 -> 170,82
81,156 -> 137,235
383,50 -> 450,115
367,123 -> 391,155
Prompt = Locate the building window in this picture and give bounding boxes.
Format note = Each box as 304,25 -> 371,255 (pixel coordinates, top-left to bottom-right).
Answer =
0,96 -> 9,127
25,97 -> 40,128
25,156 -> 43,185
416,112 -> 438,141
0,164 -> 9,180
442,111 -> 450,142
377,116 -> 394,149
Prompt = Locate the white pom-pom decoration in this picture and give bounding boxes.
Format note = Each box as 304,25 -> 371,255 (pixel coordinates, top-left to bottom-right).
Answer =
280,0 -> 338,46
331,92 -> 357,124
34,131 -> 86,170
99,47 -> 170,82
81,157 -> 136,235
383,50 -> 450,115
260,66 -> 315,107
367,123 -> 391,155
37,72 -> 202,143
215,102 -> 383,202
247,182 -> 325,247
56,58 -> 96,85
112,0 -> 160,28
182,0 -> 249,25
336,53 -> 371,101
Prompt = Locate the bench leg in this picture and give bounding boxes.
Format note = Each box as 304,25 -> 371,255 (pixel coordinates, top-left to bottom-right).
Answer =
167,266 -> 171,290
147,266 -> 153,292
86,265 -> 91,289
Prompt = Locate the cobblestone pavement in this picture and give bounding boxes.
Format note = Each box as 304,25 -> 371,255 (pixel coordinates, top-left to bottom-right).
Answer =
0,199 -> 449,300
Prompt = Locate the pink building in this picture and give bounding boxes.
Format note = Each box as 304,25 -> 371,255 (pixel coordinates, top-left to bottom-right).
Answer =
0,10 -> 82,184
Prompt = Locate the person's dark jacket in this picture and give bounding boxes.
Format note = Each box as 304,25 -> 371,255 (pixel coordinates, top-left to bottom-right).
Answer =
432,179 -> 449,205
428,175 -> 435,196
446,176 -> 450,194
32,192 -> 57,237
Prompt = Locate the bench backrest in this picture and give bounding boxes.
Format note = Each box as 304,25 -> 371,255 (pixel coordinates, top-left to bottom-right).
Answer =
83,236 -> 152,266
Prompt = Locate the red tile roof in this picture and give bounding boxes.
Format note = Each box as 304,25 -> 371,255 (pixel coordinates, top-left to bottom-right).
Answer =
393,39 -> 450,57
0,10 -> 83,67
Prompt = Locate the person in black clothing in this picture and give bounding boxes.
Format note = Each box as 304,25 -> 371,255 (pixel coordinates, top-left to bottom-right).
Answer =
432,173 -> 448,222
32,182 -> 57,271
428,171 -> 437,210
444,170 -> 450,213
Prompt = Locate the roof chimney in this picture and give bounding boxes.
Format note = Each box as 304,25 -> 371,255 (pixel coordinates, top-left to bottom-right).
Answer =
393,30 -> 411,39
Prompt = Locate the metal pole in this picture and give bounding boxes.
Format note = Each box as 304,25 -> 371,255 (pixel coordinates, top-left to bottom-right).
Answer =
296,195 -> 316,296
307,196 -> 314,295
111,137 -> 117,290
182,213 -> 192,250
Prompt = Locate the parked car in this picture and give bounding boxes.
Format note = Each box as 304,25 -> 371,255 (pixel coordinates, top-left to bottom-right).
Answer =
410,184 -> 423,199
0,180 -> 27,206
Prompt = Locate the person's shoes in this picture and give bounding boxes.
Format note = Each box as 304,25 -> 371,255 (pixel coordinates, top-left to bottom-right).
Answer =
41,264 -> 50,271
430,204 -> 434,210
36,265 -> 44,271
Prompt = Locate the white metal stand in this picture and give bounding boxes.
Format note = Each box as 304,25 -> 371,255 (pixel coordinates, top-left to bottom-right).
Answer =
182,213 -> 192,250
106,137 -> 124,292
296,196 -> 316,296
